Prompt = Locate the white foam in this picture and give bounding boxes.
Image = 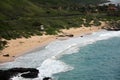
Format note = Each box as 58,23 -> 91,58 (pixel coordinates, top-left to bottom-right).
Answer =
37,58 -> 73,78
1,30 -> 120,80
10,58 -> 73,80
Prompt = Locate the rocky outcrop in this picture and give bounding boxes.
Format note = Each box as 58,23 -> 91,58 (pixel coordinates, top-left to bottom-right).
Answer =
43,77 -> 52,80
66,34 -> 74,37
58,34 -> 74,37
106,28 -> 120,31
104,21 -> 120,31
0,68 -> 39,80
3,54 -> 10,57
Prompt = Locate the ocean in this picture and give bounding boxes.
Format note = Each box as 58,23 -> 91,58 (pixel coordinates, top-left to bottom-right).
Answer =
0,30 -> 120,80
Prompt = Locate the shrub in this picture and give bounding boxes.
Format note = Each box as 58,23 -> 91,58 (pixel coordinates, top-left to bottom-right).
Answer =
0,40 -> 7,50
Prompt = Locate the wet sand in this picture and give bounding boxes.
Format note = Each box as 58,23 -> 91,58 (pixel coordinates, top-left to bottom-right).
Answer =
0,22 -> 106,63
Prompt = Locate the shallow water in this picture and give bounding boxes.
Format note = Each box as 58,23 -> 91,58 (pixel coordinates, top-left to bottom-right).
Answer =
0,30 -> 120,80
55,37 -> 120,80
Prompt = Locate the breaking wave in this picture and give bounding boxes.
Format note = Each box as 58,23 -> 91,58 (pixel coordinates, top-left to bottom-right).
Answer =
0,30 -> 120,80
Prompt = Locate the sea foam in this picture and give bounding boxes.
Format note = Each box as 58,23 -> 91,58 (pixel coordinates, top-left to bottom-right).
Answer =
1,30 -> 120,80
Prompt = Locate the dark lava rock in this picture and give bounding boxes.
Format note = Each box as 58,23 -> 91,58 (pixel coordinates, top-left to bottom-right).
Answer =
43,77 -> 52,80
67,34 -> 74,37
3,54 -> 9,57
106,28 -> 120,31
0,70 -> 9,80
0,68 -> 39,80
80,36 -> 83,37
21,71 -> 38,78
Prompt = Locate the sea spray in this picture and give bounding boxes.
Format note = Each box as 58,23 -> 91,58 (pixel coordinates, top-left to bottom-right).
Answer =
10,58 -> 73,80
37,58 -> 73,78
55,37 -> 120,80
1,30 -> 120,80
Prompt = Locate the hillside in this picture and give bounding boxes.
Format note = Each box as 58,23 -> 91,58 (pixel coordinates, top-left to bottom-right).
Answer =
0,0 -> 116,49
0,0 -> 45,20
0,0 -> 109,20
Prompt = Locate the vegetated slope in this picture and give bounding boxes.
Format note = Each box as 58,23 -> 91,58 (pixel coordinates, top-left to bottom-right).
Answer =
0,0 -> 110,49
0,0 -> 47,41
75,0 -> 109,4
0,0 -> 109,20
0,0 -> 109,39
30,0 -> 109,5
0,0 -> 45,20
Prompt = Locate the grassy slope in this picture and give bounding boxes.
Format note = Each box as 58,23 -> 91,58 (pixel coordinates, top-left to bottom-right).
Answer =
1,0 -> 116,49
0,0 -> 112,39
0,0 -> 109,20
0,0 -> 45,20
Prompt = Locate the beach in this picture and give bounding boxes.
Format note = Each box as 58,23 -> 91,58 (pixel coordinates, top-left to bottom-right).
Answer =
0,24 -> 120,80
0,22 -> 106,63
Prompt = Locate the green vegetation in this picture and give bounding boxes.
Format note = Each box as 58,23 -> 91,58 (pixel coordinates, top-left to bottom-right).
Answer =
0,40 -> 7,50
0,0 -> 120,49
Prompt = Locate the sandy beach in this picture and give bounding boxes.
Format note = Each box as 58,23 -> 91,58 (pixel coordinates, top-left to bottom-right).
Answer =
0,22 -> 106,63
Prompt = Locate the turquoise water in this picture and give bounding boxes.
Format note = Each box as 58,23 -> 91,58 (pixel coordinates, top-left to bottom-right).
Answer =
55,37 -> 120,80
1,31 -> 120,80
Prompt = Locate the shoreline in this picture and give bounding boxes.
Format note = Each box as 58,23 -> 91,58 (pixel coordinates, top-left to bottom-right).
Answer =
0,35 -> 57,63
0,22 -> 106,63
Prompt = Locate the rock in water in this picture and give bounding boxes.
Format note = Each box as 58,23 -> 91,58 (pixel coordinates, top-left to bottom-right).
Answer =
21,71 -> 38,78
0,67 -> 39,80
43,77 -> 52,80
